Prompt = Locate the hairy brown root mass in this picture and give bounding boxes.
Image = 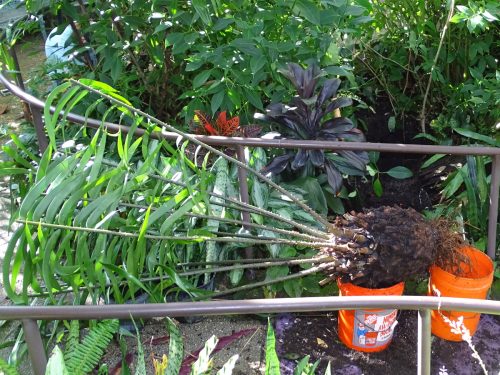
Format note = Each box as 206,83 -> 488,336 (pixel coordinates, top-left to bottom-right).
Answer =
319,206 -> 464,288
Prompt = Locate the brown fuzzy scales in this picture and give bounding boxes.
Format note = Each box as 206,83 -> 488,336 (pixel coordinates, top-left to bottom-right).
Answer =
319,206 -> 463,288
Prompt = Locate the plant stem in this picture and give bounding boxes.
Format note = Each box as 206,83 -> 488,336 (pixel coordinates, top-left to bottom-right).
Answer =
419,0 -> 455,133
70,79 -> 333,231
18,220 -> 335,248
177,257 -> 313,266
144,257 -> 336,281
100,159 -> 330,240
28,257 -> 336,298
194,263 -> 331,300
75,196 -> 322,242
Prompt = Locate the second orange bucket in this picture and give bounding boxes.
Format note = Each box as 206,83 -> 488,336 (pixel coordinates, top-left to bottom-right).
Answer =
428,246 -> 494,341
337,279 -> 405,352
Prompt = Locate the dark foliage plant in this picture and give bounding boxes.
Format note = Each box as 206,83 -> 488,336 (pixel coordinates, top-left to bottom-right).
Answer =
260,63 -> 368,194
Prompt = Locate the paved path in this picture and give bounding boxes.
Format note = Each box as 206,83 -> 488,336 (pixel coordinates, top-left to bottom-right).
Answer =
0,1 -> 27,30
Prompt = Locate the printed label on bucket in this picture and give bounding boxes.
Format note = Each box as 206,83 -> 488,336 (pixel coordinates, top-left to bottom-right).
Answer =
353,309 -> 398,348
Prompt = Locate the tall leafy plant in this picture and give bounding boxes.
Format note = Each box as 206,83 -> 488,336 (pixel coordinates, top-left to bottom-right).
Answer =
24,0 -> 371,124
259,63 -> 367,212
356,0 -> 499,136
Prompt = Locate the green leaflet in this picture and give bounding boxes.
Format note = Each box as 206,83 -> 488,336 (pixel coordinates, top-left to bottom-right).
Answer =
19,155 -> 78,219
32,174 -> 85,221
2,227 -> 25,304
205,157 -> 228,282
41,229 -> 63,301
265,319 -> 280,375
46,346 -> 69,375
132,319 -> 146,375
165,318 -> 184,375
43,81 -> 73,150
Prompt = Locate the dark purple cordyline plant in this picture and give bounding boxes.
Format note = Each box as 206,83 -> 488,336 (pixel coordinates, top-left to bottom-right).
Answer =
260,63 -> 368,193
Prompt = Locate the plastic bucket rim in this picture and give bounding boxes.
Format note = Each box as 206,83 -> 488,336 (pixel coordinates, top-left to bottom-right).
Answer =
337,278 -> 405,295
430,245 -> 494,283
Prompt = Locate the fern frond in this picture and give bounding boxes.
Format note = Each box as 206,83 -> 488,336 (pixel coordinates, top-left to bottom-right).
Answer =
65,319 -> 119,375
0,357 -> 20,375
64,320 -> 80,362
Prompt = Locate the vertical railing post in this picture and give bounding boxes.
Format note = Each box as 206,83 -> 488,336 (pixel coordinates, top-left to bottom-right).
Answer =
22,319 -> 47,375
487,154 -> 500,260
236,145 -> 254,260
417,309 -> 431,375
30,106 -> 49,153
7,46 -> 32,122
7,47 -> 49,153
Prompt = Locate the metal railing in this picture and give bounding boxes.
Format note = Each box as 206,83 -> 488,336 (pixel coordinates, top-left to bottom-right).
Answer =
1,69 -> 500,375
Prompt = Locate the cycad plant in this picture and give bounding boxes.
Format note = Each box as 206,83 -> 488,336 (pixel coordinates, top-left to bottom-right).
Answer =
3,71 -> 453,305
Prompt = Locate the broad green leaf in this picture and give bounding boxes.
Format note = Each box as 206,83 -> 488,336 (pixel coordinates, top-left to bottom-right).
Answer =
284,279 -> 302,298
421,154 -> 446,169
386,166 -> 413,179
453,128 -> 499,146
387,116 -> 396,132
192,0 -> 212,25
244,88 -> 264,111
294,0 -> 321,25
211,90 -> 225,115
193,70 -> 213,89
373,178 -> 383,197
266,266 -> 289,281
442,170 -> 464,199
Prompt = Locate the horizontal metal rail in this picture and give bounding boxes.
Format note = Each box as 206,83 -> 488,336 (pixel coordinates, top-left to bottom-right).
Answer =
0,296 -> 500,320
1,72 -> 500,156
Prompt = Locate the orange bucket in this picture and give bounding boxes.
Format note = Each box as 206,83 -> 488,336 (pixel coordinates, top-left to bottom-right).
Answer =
337,279 -> 405,352
428,246 -> 494,341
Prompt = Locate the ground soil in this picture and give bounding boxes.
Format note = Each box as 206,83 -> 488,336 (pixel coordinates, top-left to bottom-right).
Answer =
277,312 -> 500,375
